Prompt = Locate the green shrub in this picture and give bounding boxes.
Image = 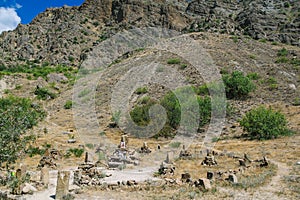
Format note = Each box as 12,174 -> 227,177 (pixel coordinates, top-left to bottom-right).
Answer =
197,96 -> 212,126
277,48 -> 288,57
195,84 -> 209,95
85,143 -> 94,149
93,21 -> 99,27
15,85 -> 22,90
3,89 -> 10,94
247,73 -> 260,80
269,84 -> 278,90
68,56 -> 75,62
167,58 -> 181,64
239,106 -> 291,140
249,54 -> 256,59
230,36 -> 239,43
130,86 -> 218,138
26,146 -> 45,157
26,143 -> 51,157
0,64 -> 77,80
293,97 -> 300,106
67,148 -> 84,157
34,87 -> 57,100
137,96 -> 151,104
275,57 -> 289,63
64,100 -> 73,109
220,68 -> 229,74
160,91 -> 181,129
290,58 -> 300,66
265,77 -> 277,84
135,87 -> 148,94
0,96 -> 45,165
259,38 -> 267,43
130,99 -> 156,126
222,71 -> 256,99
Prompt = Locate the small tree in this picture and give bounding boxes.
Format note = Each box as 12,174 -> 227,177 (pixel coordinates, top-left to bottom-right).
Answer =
222,71 -> 255,99
0,96 -> 45,166
240,106 -> 291,140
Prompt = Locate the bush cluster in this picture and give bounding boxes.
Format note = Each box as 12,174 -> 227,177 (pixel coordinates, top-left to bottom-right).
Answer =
34,87 -> 57,100
239,106 -> 291,140
222,71 -> 256,99
130,87 -> 215,138
64,100 -> 73,109
0,96 -> 45,165
0,64 -> 77,81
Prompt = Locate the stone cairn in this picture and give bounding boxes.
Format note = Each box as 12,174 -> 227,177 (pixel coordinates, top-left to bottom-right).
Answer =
179,145 -> 192,160
158,152 -> 176,176
201,151 -> 218,166
38,149 -> 61,169
139,142 -> 152,154
74,153 -> 106,186
107,136 -> 139,169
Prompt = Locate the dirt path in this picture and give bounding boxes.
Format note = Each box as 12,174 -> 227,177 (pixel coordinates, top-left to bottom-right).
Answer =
217,160 -> 292,200
22,165 -> 159,200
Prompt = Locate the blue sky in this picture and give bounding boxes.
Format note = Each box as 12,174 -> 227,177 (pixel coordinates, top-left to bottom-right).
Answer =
0,0 -> 84,33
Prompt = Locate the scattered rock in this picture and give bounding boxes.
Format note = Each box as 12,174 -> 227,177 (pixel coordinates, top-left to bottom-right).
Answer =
22,183 -> 37,194
197,178 -> 212,190
260,156 -> 269,167
179,145 -> 192,159
139,142 -> 151,154
158,162 -> 175,176
67,139 -> 76,143
289,84 -> 296,90
201,155 -> 217,166
47,73 -> 68,83
181,172 -> 191,182
227,174 -> 238,183
207,171 -> 214,180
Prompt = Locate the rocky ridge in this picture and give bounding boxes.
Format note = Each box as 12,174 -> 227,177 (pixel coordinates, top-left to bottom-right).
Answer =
0,0 -> 299,68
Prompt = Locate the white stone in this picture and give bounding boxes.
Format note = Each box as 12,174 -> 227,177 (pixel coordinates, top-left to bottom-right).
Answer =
22,183 -> 37,194
289,84 -> 296,90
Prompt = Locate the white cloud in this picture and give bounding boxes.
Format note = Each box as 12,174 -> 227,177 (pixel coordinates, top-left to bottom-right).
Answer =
15,3 -> 22,9
0,7 -> 21,33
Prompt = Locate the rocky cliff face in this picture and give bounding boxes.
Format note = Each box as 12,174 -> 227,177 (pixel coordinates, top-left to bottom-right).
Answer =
186,0 -> 300,46
0,0 -> 299,67
236,0 -> 300,45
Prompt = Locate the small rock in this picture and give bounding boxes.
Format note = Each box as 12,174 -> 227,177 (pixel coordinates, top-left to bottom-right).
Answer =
181,172 -> 191,180
175,179 -> 183,185
207,171 -> 214,180
22,183 -> 37,194
47,73 -> 68,84
228,174 -> 238,183
198,178 -> 212,190
239,159 -> 246,167
296,161 -> 300,165
289,84 -> 296,90
67,139 -> 76,143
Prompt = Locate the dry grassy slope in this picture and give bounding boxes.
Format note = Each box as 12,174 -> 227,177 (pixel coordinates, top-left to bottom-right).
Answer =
1,32 -> 299,198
